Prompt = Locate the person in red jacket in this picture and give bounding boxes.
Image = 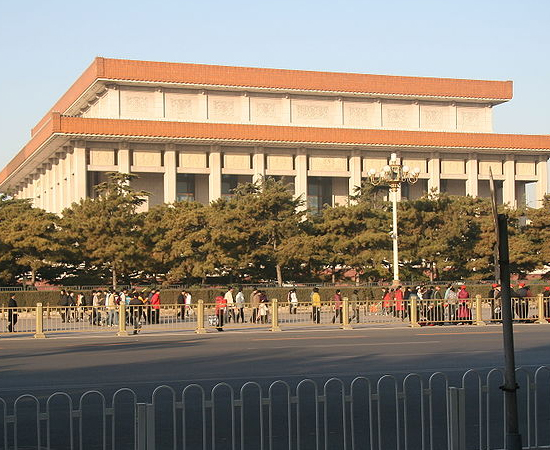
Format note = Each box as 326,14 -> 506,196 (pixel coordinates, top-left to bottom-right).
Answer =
331,289 -> 343,323
150,289 -> 161,324
215,292 -> 227,332
456,285 -> 472,324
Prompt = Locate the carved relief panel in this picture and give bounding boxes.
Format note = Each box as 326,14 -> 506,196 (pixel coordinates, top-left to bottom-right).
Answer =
309,156 -> 347,172
267,155 -> 293,171
479,159 -> 503,176
120,89 -> 158,119
250,96 -> 284,124
89,149 -> 115,166
224,153 -> 251,170
165,92 -> 201,120
382,101 -> 414,129
133,151 -> 162,167
516,158 -> 536,176
291,98 -> 337,126
457,104 -> 488,132
208,93 -> 240,122
420,103 -> 450,130
441,158 -> 466,175
343,100 -> 378,127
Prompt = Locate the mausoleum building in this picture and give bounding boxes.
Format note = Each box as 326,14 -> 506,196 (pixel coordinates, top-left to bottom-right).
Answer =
1,57 -> 549,213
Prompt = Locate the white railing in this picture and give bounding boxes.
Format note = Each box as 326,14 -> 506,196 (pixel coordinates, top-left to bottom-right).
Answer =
3,367 -> 550,449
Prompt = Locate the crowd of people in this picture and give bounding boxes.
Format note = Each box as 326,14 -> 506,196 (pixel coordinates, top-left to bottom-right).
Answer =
4,283 -> 550,333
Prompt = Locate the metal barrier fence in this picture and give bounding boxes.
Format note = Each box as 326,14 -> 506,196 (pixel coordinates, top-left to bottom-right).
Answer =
3,366 -> 550,449
1,296 -> 549,337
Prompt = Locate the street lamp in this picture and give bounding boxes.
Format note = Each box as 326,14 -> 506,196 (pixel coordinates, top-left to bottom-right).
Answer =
366,153 -> 420,284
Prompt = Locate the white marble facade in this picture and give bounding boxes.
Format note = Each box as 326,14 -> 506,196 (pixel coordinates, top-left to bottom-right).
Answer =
15,142 -> 547,214
82,86 -> 493,133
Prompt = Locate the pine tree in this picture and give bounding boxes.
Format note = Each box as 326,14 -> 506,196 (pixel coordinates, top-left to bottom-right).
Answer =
0,195 -> 60,285
60,173 -> 147,288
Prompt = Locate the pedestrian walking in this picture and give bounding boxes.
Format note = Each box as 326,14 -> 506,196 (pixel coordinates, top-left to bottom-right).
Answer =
177,290 -> 185,319
515,282 -> 532,322
311,287 -> 321,324
7,294 -> 17,332
150,290 -> 161,324
59,289 -> 70,323
250,289 -> 260,323
288,288 -> 298,315
235,287 -> 245,323
350,289 -> 360,323
129,294 -> 142,334
215,292 -> 226,331
332,289 -> 343,323
225,287 -> 236,323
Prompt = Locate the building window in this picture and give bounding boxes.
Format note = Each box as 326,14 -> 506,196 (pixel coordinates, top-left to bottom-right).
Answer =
176,174 -> 195,202
222,174 -> 239,198
269,175 -> 295,194
307,177 -> 332,214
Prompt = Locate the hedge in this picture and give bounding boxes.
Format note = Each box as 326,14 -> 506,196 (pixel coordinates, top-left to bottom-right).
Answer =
2,284 -> 547,307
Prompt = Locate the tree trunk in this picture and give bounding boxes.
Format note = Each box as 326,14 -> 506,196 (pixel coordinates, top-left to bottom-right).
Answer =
276,264 -> 283,287
31,269 -> 36,286
112,265 -> 117,290
331,268 -> 336,284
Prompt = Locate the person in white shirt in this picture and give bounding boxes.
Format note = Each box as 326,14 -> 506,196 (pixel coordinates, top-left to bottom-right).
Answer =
184,291 -> 192,317
289,288 -> 298,314
235,287 -> 245,323
224,287 -> 236,323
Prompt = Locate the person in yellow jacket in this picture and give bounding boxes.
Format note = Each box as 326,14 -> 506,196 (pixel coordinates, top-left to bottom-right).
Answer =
311,287 -> 321,324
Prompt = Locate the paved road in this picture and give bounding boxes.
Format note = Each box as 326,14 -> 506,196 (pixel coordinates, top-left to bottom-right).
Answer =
2,324 -> 550,449
2,323 -> 549,396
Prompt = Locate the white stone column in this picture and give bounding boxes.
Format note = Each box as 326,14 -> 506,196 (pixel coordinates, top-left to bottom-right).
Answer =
536,156 -> 548,206
503,155 -> 516,207
73,141 -> 87,203
65,149 -> 74,206
199,90 -> 208,120
466,153 -> 478,198
50,158 -> 59,213
242,92 -> 250,122
164,144 -> 177,203
209,145 -> 222,202
375,99 -> 383,127
252,147 -> 265,184
349,150 -> 362,203
118,142 -> 131,174
449,102 -> 457,130
283,95 -> 291,124
336,97 -> 344,125
412,101 -> 420,129
43,163 -> 52,212
295,148 -> 308,210
427,152 -> 440,194
35,172 -> 44,209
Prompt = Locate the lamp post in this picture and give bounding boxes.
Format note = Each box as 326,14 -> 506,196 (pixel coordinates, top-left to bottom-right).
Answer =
366,153 -> 420,284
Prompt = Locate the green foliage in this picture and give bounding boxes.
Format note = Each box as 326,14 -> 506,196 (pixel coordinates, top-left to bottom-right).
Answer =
1,175 -> 550,287
0,195 -> 60,284
59,173 -> 148,287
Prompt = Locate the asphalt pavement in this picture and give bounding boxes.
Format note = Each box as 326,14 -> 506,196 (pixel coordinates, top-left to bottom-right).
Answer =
1,323 -> 549,397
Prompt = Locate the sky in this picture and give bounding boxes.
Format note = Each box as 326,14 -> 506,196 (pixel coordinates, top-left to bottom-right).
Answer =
0,0 -> 549,170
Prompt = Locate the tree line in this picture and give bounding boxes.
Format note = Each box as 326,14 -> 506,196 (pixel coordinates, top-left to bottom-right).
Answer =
0,172 -> 548,287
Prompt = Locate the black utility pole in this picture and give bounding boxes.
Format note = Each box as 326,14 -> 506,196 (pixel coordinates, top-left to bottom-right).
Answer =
498,214 -> 522,450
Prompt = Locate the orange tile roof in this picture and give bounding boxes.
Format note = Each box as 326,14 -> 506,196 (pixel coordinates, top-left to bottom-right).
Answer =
2,114 -> 549,187
30,57 -> 512,137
